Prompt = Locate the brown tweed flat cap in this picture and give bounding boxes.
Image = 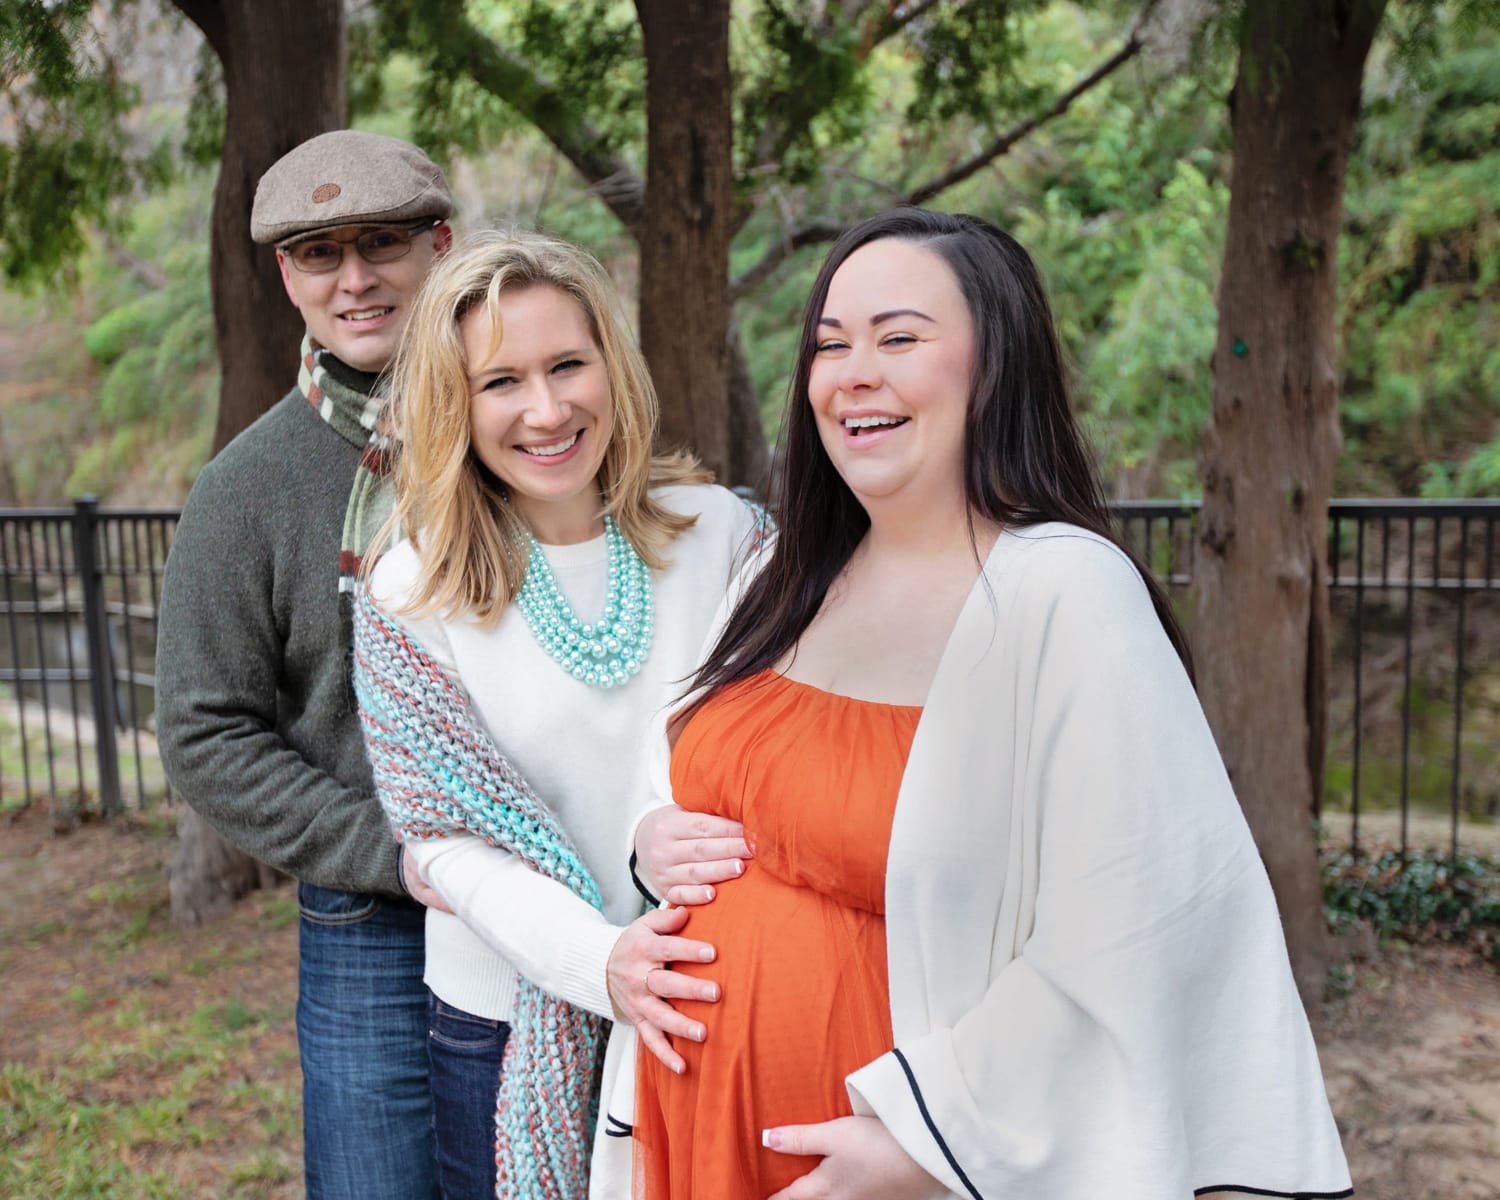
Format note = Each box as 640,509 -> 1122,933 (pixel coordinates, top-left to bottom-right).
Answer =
251,130 -> 454,246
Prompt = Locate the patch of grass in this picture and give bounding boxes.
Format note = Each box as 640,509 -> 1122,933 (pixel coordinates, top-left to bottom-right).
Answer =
224,1078 -> 300,1142
192,997 -> 268,1037
261,894 -> 300,929
0,1064 -> 193,1199
26,918 -> 66,941
227,1150 -> 297,1190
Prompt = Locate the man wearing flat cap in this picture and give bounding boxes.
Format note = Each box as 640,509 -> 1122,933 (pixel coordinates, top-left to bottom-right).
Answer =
158,130 -> 454,1200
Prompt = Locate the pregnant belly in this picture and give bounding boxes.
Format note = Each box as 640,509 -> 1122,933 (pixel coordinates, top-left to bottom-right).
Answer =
664,862 -> 893,1125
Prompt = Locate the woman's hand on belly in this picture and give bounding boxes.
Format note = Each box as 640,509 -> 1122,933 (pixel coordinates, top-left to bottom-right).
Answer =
762,1116 -> 943,1200
606,904 -> 722,1075
635,804 -> 753,905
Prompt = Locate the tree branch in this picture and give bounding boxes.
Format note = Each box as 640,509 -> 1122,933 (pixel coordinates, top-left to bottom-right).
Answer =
104,235 -> 169,290
730,8 -> 1153,297
857,0 -> 945,56
908,14 -> 1148,204
371,1 -> 646,232
737,0 -> 947,233
448,27 -> 646,231
730,218 -> 847,299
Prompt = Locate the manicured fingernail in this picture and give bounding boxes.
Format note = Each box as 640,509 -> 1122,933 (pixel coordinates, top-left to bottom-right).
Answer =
762,1129 -> 781,1149
699,945 -> 715,962
702,885 -> 715,902
733,859 -> 744,876
703,983 -> 719,1001
673,1061 -> 685,1075
692,1024 -> 706,1041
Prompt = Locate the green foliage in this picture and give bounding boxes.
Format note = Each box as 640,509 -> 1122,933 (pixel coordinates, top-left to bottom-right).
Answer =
181,40 -> 225,167
1341,27 -> 1500,497
733,2 -> 870,188
0,2 -> 144,289
1063,161 -> 1227,496
1323,849 -> 1500,954
358,0 -> 645,166
906,0 -> 1051,123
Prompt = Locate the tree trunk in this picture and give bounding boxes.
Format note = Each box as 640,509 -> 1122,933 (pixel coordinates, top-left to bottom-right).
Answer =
176,0 -> 346,453
167,0 -> 345,923
1195,0 -> 1384,1004
634,0 -> 735,479
726,326 -> 773,495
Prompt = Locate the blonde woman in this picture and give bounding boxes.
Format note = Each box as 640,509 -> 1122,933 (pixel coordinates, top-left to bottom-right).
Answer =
353,230 -> 760,1200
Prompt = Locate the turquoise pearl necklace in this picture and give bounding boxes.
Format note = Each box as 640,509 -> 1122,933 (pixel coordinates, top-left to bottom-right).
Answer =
515,516 -> 654,688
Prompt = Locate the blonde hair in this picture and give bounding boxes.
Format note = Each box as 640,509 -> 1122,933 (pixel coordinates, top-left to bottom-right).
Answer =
378,228 -> 708,623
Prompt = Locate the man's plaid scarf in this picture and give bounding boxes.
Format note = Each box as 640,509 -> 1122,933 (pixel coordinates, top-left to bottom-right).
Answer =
296,332 -> 396,592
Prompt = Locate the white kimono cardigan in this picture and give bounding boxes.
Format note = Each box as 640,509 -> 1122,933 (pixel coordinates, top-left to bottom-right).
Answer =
607,522 -> 1352,1200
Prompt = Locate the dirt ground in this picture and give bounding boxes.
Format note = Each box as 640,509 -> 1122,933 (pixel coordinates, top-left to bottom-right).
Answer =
2,803 -> 1497,1199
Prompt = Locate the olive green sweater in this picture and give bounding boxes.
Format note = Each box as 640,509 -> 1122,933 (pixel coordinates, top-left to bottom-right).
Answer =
156,386 -> 401,896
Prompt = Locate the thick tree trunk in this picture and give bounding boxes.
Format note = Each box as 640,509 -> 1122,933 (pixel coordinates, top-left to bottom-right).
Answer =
634,0 -> 735,479
1196,0 -> 1384,1003
726,326 -> 773,495
177,0 -> 346,453
167,0 -> 345,922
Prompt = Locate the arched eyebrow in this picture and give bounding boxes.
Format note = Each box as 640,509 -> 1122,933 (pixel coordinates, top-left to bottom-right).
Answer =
817,308 -> 936,328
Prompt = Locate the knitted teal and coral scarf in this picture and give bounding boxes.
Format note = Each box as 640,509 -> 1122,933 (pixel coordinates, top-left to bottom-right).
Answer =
295,332 -> 396,593
351,591 -> 607,1200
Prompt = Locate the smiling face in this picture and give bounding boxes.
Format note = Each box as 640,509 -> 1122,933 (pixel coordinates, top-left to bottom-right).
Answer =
463,283 -> 613,543
277,222 -> 451,373
806,237 -> 976,515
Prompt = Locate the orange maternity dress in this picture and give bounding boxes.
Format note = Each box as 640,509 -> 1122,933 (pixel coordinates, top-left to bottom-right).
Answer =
633,669 -> 922,1200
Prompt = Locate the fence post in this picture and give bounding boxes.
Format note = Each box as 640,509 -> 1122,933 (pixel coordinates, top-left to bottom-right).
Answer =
73,496 -> 123,816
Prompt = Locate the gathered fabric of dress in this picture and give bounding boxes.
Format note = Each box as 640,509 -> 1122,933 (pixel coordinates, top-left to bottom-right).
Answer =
632,670 -> 922,1200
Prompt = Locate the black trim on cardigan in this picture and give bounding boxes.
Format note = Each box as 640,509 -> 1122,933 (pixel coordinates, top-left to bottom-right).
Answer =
892,1047 -> 983,1200
1193,1187 -> 1354,1198
629,849 -> 661,905
605,1114 -> 633,1139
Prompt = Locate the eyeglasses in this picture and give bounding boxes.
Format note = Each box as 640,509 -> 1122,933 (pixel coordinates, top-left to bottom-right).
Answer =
281,219 -> 441,274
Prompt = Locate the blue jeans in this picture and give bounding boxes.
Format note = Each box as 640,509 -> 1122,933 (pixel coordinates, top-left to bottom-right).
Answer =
297,882 -> 440,1200
427,991 -> 511,1200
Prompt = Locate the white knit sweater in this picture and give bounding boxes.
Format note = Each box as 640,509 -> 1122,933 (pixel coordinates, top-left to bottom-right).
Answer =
366,484 -> 757,1023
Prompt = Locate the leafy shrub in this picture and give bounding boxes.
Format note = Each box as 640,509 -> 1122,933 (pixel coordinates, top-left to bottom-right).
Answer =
1322,848 -> 1500,957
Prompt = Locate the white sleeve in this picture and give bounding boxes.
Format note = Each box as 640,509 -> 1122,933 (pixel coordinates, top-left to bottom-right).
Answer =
846,540 -> 1350,1198
407,834 -> 624,1021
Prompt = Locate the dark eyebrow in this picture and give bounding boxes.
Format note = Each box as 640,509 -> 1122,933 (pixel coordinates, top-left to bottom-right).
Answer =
817,308 -> 935,328
872,308 -> 935,324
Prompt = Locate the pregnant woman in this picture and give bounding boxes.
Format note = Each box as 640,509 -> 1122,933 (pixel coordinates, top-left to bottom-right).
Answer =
619,207 -> 1352,1200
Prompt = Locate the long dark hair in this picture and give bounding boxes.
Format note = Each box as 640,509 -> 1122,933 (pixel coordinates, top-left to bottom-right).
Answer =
692,207 -> 1192,698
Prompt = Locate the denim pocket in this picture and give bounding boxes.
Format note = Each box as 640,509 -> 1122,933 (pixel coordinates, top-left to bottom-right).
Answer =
298,880 -> 380,926
428,996 -> 511,1054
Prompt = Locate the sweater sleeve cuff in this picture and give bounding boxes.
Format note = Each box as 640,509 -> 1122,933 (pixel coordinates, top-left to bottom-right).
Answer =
555,921 -> 623,1021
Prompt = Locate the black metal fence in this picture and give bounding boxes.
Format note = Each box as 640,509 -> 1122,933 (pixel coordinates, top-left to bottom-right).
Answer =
2,498 -> 1497,861
0,498 -> 178,818
1117,499 -> 1500,861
